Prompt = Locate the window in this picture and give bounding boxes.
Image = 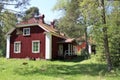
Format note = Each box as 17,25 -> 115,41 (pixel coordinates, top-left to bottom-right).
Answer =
23,28 -> 30,36
14,41 -> 21,53
32,40 -> 40,53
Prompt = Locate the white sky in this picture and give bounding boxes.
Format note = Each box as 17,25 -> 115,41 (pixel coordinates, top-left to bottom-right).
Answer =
29,0 -> 62,22
5,0 -> 62,22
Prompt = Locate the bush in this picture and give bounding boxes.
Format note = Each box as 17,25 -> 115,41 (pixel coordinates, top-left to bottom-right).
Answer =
0,50 -> 3,57
0,49 -> 6,57
80,49 -> 90,59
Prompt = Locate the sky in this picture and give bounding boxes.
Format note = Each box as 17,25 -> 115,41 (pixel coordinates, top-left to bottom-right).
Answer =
30,0 -> 61,21
29,0 -> 61,22
6,0 -> 62,22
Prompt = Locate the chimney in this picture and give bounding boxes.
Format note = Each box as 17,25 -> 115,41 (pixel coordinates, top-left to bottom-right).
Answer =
50,20 -> 55,28
39,14 -> 45,23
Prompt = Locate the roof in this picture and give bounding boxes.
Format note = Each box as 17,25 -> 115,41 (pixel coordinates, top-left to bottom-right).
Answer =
7,16 -> 66,39
58,38 -> 77,44
64,38 -> 75,43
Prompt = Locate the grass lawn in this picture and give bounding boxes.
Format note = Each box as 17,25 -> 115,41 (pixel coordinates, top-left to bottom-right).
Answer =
0,56 -> 120,80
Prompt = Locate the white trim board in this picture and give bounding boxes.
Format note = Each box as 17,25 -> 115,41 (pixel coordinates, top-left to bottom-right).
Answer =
6,23 -> 49,35
45,32 -> 52,59
6,35 -> 10,58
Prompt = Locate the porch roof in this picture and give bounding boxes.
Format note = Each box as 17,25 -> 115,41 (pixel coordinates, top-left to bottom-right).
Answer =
58,38 -> 77,44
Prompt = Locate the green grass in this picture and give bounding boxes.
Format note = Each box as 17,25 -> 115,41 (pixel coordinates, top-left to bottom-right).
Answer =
0,56 -> 120,80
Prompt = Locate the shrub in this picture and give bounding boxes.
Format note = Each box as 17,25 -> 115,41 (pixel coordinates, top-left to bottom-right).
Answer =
80,49 -> 90,59
0,50 -> 3,57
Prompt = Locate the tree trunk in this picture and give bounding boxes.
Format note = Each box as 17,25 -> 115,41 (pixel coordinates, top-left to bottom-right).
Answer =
101,0 -> 112,71
84,18 -> 89,58
85,27 -> 88,53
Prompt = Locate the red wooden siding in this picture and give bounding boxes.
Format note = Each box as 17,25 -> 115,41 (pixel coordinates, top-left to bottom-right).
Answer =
52,35 -> 64,59
10,26 -> 45,59
63,43 -> 68,55
76,42 -> 86,53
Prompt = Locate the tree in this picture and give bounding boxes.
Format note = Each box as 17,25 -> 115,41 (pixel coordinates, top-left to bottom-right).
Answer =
22,7 -> 40,20
0,11 -> 17,56
0,11 -> 17,33
54,0 -> 119,71
107,1 -> 120,67
100,0 -> 112,71
0,0 -> 30,57
78,0 -> 113,71
0,0 -> 30,21
78,0 -> 101,55
0,0 -> 30,10
85,0 -> 120,70
53,0 -> 84,38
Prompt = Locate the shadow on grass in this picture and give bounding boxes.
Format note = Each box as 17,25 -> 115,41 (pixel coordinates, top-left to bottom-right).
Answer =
14,62 -> 107,77
52,56 -> 86,62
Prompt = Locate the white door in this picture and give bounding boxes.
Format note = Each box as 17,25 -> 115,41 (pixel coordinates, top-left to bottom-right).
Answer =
59,44 -> 63,56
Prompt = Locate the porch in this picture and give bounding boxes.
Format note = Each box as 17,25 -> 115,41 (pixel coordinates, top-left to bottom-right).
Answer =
58,38 -> 77,59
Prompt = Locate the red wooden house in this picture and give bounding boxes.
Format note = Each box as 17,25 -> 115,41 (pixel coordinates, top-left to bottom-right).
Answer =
6,15 -> 77,59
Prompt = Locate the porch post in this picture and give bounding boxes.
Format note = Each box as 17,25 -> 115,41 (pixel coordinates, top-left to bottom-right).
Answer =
71,44 -> 73,55
6,35 -> 10,58
45,33 -> 52,59
68,44 -> 70,55
88,44 -> 92,54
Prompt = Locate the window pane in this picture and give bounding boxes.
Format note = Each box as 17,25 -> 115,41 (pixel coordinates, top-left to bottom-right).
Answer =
14,42 -> 21,53
26,29 -> 29,34
23,28 -> 30,35
32,41 -> 40,53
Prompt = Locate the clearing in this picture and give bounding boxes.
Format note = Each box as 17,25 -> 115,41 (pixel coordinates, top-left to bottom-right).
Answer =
0,56 -> 120,80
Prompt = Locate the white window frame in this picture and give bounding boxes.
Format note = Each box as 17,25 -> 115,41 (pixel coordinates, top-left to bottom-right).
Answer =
32,40 -> 40,53
23,28 -> 30,36
14,41 -> 21,53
